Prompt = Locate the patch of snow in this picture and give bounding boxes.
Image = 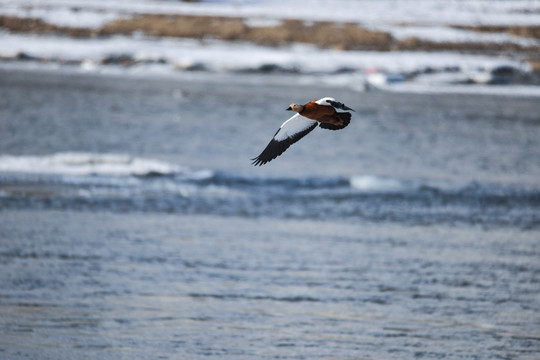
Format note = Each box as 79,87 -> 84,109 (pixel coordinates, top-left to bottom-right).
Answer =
370,82 -> 540,98
243,17 -> 283,28
0,32 -> 530,76
374,25 -> 540,47
1,0 -> 540,26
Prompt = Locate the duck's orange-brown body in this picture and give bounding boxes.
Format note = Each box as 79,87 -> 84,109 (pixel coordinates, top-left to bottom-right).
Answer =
301,101 -> 336,119
300,101 -> 350,129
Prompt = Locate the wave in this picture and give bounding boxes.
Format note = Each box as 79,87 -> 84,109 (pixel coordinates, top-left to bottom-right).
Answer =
0,152 -> 184,177
1,153 -> 539,228
1,153 -> 538,197
349,175 -> 411,193
0,153 -> 411,193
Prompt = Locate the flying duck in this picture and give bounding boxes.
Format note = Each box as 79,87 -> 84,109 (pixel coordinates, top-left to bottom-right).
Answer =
252,97 -> 354,166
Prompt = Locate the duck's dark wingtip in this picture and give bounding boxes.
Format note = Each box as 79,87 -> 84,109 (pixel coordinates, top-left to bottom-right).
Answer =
327,99 -> 355,112
251,157 -> 266,166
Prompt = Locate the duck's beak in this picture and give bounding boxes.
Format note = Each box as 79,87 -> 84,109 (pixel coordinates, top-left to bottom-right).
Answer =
286,106 -> 292,111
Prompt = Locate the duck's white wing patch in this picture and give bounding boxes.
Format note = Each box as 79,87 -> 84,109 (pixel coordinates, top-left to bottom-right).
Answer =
274,114 -> 317,141
315,97 -> 336,105
252,114 -> 317,166
316,97 -> 355,111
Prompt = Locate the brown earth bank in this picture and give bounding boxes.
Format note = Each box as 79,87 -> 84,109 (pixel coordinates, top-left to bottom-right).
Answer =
0,15 -> 93,38
526,58 -> 540,73
0,14 -> 391,50
452,25 -> 540,40
1,14 -> 539,56
101,15 -> 393,50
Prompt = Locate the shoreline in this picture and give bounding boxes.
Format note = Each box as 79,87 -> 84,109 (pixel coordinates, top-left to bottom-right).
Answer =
3,59 -> 540,99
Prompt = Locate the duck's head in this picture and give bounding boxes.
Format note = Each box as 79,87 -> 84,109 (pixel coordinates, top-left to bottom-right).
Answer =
286,103 -> 304,112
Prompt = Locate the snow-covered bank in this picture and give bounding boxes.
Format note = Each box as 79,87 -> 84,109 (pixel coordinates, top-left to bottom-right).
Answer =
1,0 -> 540,46
2,32 -> 531,74
2,0 -> 540,27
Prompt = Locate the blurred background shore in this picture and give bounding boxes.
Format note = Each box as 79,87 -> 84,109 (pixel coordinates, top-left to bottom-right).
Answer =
1,0 -> 540,93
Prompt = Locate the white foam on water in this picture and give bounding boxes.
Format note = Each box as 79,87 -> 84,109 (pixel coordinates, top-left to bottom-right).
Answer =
349,175 -> 410,193
0,153 -> 182,176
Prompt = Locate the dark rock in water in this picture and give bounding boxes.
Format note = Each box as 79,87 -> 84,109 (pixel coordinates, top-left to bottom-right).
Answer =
138,57 -> 167,65
334,66 -> 356,74
184,62 -> 207,71
470,64 -> 526,84
16,52 -> 39,61
260,63 -> 299,73
235,63 -> 299,74
174,61 -> 207,71
258,64 -> 283,73
101,54 -> 137,66
490,65 -> 524,84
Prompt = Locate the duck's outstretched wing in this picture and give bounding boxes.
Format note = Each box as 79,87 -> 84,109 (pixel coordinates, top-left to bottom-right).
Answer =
252,114 -> 317,166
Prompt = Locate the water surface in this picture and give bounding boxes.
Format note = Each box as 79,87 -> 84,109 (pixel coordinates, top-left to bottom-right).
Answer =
0,69 -> 539,359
